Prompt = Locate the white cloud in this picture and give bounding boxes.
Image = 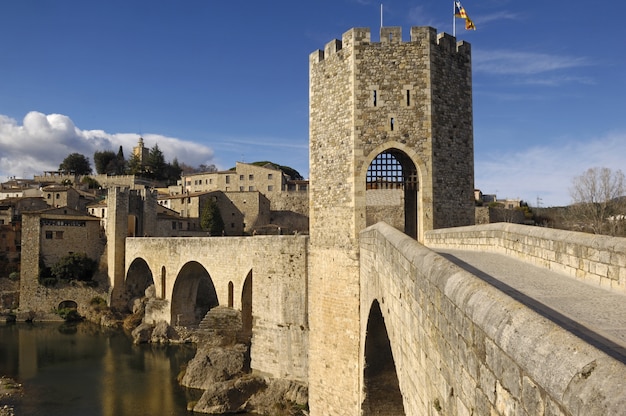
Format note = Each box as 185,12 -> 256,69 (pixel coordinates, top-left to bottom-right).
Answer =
475,131 -> 626,207
0,111 -> 216,180
473,50 -> 590,76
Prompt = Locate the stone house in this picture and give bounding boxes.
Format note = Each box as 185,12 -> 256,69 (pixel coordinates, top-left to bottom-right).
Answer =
172,162 -> 293,195
0,178 -> 39,200
0,197 -> 51,261
25,207 -> 105,267
41,185 -> 81,209
167,162 -> 308,234
159,190 -> 270,235
19,206 -> 107,316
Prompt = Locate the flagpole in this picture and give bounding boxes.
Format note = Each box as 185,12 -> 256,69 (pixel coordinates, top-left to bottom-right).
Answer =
380,4 -> 383,28
453,1 -> 456,37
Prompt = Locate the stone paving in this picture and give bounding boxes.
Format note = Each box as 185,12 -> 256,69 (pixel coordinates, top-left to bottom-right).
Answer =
435,249 -> 626,363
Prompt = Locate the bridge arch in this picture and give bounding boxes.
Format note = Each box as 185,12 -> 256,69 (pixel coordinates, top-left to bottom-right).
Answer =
362,142 -> 425,241
125,257 -> 155,309
241,270 -> 253,341
362,299 -> 405,415
171,261 -> 218,326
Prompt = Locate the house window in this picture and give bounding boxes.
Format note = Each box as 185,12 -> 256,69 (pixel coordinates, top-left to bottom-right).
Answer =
240,186 -> 244,191
172,221 -> 177,230
45,231 -> 53,239
56,193 -> 60,199
225,175 -> 231,184
47,193 -> 51,199
248,174 -> 254,181
209,179 -> 213,184
55,231 -> 64,239
240,175 -> 244,181
268,185 -> 274,191
249,186 -> 254,191
268,174 -> 273,180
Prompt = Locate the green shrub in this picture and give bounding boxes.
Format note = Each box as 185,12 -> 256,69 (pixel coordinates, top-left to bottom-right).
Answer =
41,277 -> 58,287
57,307 -> 83,322
89,296 -> 108,311
8,271 -> 19,281
51,253 -> 97,282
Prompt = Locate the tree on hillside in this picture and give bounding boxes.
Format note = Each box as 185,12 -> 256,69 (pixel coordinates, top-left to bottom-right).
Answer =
200,198 -> 225,236
59,153 -> 92,176
115,146 -> 127,174
94,150 -> 117,174
127,153 -> 143,176
146,144 -> 166,179
162,158 -> 183,185
568,167 -> 626,236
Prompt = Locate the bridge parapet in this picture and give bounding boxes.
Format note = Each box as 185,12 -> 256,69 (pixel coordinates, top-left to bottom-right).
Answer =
425,223 -> 626,294
360,222 -> 626,414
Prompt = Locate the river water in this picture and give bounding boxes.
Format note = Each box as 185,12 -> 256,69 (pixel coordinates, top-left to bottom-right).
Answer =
0,322 -> 202,416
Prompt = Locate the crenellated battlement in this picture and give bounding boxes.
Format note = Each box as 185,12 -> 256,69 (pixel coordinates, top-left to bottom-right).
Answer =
310,26 -> 471,64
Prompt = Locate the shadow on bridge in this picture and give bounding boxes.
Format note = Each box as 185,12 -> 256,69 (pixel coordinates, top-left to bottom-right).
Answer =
438,252 -> 626,364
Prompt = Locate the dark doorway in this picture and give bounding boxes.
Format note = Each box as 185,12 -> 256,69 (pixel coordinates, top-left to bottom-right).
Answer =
366,149 -> 418,239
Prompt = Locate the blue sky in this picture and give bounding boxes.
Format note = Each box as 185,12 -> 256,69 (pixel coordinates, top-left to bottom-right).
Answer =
1,0 -> 624,207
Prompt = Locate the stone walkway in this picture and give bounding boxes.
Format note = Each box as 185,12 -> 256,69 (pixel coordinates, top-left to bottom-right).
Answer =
435,249 -> 626,363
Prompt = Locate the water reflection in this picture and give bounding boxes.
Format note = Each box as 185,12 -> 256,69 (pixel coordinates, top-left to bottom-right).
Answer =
0,322 -> 200,416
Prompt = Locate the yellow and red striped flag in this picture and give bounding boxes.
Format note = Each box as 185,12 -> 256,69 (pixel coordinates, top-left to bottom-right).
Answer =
454,1 -> 476,31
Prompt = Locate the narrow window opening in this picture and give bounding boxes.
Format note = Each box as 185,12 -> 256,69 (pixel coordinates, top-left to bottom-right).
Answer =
388,33 -> 393,42
390,117 -> 395,131
406,90 -> 411,106
373,90 -> 377,107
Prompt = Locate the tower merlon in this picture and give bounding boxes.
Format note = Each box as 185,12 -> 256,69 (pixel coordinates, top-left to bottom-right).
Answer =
311,26 -> 471,65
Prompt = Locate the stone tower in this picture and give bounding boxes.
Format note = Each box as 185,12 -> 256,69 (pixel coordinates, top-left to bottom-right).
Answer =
308,27 -> 474,415
107,187 -> 158,309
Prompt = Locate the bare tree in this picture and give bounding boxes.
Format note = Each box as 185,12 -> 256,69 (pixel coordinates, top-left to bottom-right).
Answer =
569,167 -> 626,235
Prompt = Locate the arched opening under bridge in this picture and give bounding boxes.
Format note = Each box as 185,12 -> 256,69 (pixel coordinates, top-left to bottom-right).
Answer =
125,258 -> 154,310
362,300 -> 405,415
241,271 -> 253,342
171,261 -> 218,326
366,149 -> 418,239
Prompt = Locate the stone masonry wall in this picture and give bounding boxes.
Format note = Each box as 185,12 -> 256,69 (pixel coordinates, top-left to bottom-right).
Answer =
429,31 -> 475,229
424,223 -> 626,294
475,206 -> 526,225
360,222 -> 626,415
308,26 -> 365,416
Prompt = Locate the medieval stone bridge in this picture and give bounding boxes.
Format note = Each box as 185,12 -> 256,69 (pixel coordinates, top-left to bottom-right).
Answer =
123,222 -> 626,415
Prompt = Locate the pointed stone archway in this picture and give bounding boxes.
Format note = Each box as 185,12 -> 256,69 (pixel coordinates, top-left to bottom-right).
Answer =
366,148 -> 419,239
